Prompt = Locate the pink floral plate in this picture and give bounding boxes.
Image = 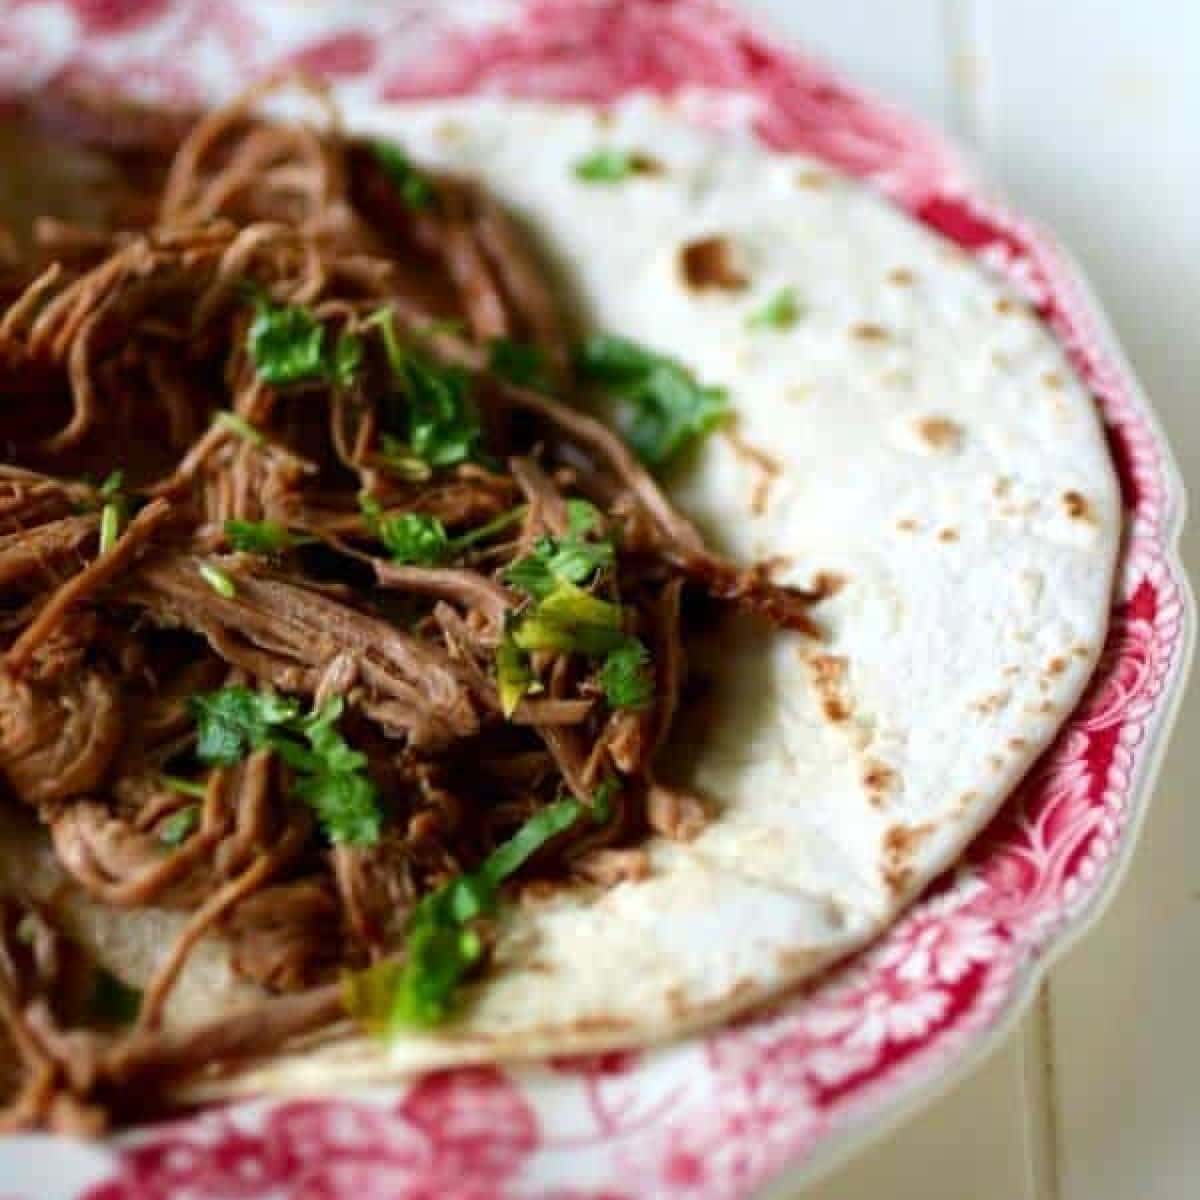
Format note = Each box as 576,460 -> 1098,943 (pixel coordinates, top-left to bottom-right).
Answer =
0,2 -> 1191,1197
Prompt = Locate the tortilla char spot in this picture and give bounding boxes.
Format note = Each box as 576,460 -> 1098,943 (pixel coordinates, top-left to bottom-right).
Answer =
679,235 -> 747,292
595,108 -> 615,128
795,168 -> 830,189
1038,700 -> 1057,715
958,790 -> 979,814
989,754 -> 1004,770
994,296 -> 1018,315
863,760 -> 896,806
971,690 -> 1011,715
1009,737 -> 1028,751
915,416 -> 963,452
896,517 -> 919,533
1003,664 -> 1021,678
938,527 -> 959,543
805,652 -> 851,724
1042,370 -> 1065,390
887,267 -> 916,286
882,823 -> 934,894
851,322 -> 891,342
993,476 -> 1012,498
1046,655 -> 1068,676
1072,643 -> 1091,659
1062,490 -> 1094,522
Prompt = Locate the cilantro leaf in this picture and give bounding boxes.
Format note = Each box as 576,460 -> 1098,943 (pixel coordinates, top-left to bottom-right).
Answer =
384,346 -> 482,469
504,509 -> 614,600
247,297 -> 327,385
157,803 -> 200,846
575,334 -> 728,468
346,798 -> 581,1030
573,149 -> 642,182
371,140 -> 436,210
747,287 -> 802,331
590,777 -> 620,824
488,338 -> 551,390
98,470 -> 124,498
224,519 -> 296,555
190,687 -> 300,765
362,502 -> 451,566
495,630 -> 535,718
598,638 -> 654,709
511,579 -> 627,656
190,689 -> 379,845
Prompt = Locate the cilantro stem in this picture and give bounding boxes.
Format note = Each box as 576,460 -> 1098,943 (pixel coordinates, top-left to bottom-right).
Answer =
160,774 -> 208,799
216,411 -> 267,446
449,505 -> 527,552
198,563 -> 237,598
98,502 -> 121,555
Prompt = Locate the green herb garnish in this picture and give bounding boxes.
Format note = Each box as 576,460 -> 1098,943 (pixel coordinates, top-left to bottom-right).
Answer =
345,798 -> 581,1029
98,501 -> 122,554
157,803 -> 200,846
371,312 -> 483,468
371,140 -> 436,210
247,297 -> 327,385
573,149 -> 643,182
488,338 -> 551,391
590,777 -> 620,824
198,562 -> 237,598
597,637 -> 654,709
747,287 -> 802,331
190,688 -> 381,845
246,293 -> 362,389
504,501 -> 613,600
575,334 -> 728,468
360,496 -> 451,566
98,470 -> 124,498
496,630 -> 535,718
215,411 -> 267,446
224,518 -> 299,555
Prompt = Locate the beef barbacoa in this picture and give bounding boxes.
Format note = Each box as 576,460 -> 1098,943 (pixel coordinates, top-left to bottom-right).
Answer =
0,78 -> 817,1132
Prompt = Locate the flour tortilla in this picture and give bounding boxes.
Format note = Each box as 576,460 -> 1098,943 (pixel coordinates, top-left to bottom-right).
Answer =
0,95 -> 1119,1093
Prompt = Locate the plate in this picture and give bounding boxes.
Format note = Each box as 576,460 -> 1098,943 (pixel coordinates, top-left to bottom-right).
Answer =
0,3 -> 1190,1197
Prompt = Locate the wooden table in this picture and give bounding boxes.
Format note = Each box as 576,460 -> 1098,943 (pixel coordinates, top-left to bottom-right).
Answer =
735,3 -> 1200,1197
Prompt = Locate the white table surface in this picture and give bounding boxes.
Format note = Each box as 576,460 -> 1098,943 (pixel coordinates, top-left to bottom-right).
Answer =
734,3 -> 1200,1198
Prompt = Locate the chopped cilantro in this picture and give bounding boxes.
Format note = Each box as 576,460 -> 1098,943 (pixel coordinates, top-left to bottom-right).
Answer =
215,411 -> 266,446
747,287 -> 802,330
224,519 -> 298,555
89,969 -> 141,1027
190,688 -> 380,845
190,686 -> 300,766
495,630 -> 534,718
378,435 -> 433,482
573,148 -> 641,182
198,562 -> 237,598
98,470 -> 124,498
246,293 -> 362,389
575,334 -> 728,468
160,774 -> 208,800
370,312 -> 483,469
504,502 -> 613,600
360,496 -> 450,566
345,798 -> 582,1030
598,638 -> 654,709
511,579 -> 627,656
98,501 -> 122,555
157,803 -> 200,846
371,140 -> 436,210
488,338 -> 551,390
247,296 -> 327,385
590,777 -> 620,824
